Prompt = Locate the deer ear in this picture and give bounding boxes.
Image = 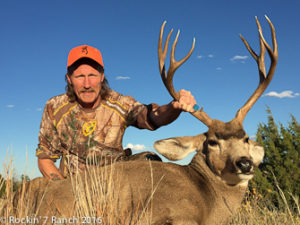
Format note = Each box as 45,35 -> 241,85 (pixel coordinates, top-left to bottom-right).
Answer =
249,140 -> 265,166
154,134 -> 206,161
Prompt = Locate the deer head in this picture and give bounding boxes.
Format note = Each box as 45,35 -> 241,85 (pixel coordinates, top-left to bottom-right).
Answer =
154,17 -> 278,186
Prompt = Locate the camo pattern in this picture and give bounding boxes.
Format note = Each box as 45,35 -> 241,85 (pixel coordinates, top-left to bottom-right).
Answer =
36,90 -> 159,176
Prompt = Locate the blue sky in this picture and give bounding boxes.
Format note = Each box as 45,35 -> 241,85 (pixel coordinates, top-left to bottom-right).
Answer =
0,0 -> 299,178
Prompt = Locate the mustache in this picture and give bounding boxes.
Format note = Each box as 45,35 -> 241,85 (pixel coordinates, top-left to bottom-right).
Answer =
80,88 -> 96,93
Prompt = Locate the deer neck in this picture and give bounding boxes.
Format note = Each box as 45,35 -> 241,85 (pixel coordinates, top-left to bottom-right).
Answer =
189,152 -> 218,183
189,152 -> 247,218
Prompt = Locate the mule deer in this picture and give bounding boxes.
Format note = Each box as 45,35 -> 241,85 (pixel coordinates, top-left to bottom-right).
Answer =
7,17 -> 277,225
152,16 -> 277,224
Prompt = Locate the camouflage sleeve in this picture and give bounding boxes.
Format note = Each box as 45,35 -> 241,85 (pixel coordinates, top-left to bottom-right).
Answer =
124,96 -> 160,130
36,102 -> 62,162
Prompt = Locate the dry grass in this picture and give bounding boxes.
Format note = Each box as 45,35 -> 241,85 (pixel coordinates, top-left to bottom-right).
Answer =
0,159 -> 155,225
1,159 -> 299,225
229,187 -> 300,225
68,163 -> 154,225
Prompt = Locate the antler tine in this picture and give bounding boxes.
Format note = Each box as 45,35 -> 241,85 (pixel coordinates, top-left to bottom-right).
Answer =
159,21 -> 195,100
159,21 -> 174,89
158,22 -> 213,127
235,16 -> 278,124
167,30 -> 196,100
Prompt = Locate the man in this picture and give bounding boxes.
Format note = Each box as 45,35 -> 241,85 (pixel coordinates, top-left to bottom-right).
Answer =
36,45 -> 197,180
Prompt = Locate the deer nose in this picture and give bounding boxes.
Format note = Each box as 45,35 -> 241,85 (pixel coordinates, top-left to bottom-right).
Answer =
236,157 -> 253,173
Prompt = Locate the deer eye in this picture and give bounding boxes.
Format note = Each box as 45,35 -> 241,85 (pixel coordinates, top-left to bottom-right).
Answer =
244,137 -> 250,143
208,140 -> 218,146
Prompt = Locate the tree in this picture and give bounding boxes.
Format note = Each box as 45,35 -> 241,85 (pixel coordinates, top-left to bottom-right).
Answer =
250,108 -> 300,210
0,174 -> 31,198
20,174 -> 30,182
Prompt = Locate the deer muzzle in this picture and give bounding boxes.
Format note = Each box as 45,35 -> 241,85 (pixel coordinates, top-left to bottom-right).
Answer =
236,157 -> 253,174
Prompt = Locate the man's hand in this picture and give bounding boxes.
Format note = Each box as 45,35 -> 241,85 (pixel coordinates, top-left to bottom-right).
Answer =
172,89 -> 197,113
149,89 -> 198,127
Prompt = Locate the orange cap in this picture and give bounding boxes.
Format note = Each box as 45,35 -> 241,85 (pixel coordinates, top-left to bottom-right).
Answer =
67,45 -> 104,68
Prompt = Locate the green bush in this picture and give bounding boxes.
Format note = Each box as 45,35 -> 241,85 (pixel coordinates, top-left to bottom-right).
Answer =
250,108 -> 300,211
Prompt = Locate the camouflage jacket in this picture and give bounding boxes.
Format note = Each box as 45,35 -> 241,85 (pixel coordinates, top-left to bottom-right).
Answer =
36,90 -> 159,176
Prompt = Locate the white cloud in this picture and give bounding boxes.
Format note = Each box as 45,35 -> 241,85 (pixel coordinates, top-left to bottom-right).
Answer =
6,104 -> 15,108
116,76 -> 130,80
250,135 -> 256,140
264,90 -> 300,98
36,108 -> 42,111
230,55 -> 248,62
125,143 -> 146,151
216,67 -> 222,71
197,54 -> 214,59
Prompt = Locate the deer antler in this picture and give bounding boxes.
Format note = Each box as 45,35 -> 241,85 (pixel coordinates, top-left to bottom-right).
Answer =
234,16 -> 278,124
158,21 -> 213,127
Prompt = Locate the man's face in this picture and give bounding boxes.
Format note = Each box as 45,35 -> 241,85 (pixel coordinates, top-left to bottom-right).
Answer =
67,64 -> 104,108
